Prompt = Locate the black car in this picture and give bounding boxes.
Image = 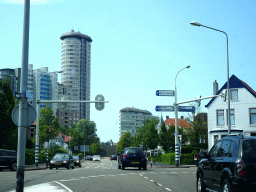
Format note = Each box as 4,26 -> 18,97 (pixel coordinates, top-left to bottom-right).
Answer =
197,133 -> 256,192
0,149 -> 17,171
72,155 -> 81,167
110,155 -> 117,161
85,155 -> 93,161
118,147 -> 147,170
49,153 -> 75,170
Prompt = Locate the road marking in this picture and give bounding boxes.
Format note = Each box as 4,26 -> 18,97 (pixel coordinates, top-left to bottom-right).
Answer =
79,177 -> 88,179
128,173 -> 136,174
181,172 -> 189,173
165,188 -> 172,191
170,172 -> 177,173
157,183 -> 163,186
160,172 -> 167,173
88,176 -> 98,178
109,174 -> 117,176
118,174 -> 127,176
144,177 -> 148,179
98,175 -> 106,177
54,181 -> 73,192
150,180 -> 154,182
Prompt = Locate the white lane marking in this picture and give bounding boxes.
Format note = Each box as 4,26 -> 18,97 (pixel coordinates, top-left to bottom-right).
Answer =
54,181 -> 73,192
118,174 -> 127,176
170,172 -> 177,174
150,180 -> 154,182
88,176 -> 98,178
165,188 -> 172,191
79,177 -> 88,179
160,172 -> 167,173
98,175 -> 106,177
128,173 -> 136,174
157,183 -> 163,186
109,174 -> 116,176
181,172 -> 189,173
144,177 -> 148,179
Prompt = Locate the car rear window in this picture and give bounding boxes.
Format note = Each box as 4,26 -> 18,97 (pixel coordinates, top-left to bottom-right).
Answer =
125,148 -> 143,154
243,140 -> 256,158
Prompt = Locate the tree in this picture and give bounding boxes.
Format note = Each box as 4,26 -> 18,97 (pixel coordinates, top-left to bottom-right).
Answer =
89,142 -> 103,155
116,132 -> 132,153
39,104 -> 61,146
0,74 -> 18,150
65,119 -> 100,152
159,122 -> 172,153
144,119 -> 159,158
186,113 -> 208,145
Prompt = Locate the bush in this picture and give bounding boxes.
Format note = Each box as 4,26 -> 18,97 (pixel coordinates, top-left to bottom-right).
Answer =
39,153 -> 46,164
25,149 -> 35,165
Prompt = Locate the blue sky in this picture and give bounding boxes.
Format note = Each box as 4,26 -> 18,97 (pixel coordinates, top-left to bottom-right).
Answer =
1,0 -> 256,143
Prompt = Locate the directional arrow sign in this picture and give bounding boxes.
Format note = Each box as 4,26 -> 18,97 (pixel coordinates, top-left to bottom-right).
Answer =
156,90 -> 175,96
155,105 -> 174,112
25,90 -> 33,100
178,106 -> 195,112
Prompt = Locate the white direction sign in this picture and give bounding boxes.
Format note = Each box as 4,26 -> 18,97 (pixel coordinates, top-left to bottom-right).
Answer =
155,105 -> 174,112
156,90 -> 175,96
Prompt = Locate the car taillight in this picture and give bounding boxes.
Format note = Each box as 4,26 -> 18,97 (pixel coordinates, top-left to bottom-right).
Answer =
236,159 -> 245,176
142,154 -> 146,159
123,154 -> 127,158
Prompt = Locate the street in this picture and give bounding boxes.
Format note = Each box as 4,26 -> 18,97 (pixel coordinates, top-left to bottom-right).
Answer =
0,158 -> 197,192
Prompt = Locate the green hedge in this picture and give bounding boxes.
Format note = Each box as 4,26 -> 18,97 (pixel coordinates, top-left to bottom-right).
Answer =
148,152 -> 195,165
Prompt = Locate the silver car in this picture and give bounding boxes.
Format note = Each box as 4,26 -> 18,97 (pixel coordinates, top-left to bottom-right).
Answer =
92,155 -> 101,162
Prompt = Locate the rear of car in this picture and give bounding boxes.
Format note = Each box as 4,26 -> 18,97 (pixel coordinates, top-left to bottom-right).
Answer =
49,153 -> 74,169
119,147 -> 147,170
93,155 -> 101,162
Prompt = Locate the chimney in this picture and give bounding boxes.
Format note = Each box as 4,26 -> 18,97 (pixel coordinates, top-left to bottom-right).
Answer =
166,116 -> 169,120
181,116 -> 184,120
213,80 -> 219,95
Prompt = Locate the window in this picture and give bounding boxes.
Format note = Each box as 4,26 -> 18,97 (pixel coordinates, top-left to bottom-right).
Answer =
226,109 -> 235,125
217,110 -> 224,126
230,89 -> 238,100
217,140 -> 231,157
214,135 -> 219,143
209,141 -> 222,157
250,108 -> 256,125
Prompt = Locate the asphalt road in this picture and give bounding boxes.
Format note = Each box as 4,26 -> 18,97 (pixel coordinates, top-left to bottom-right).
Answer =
0,159 -> 197,192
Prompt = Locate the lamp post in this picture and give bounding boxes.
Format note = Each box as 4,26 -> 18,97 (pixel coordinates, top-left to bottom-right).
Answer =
35,70 -> 63,168
190,21 -> 231,134
174,65 -> 190,167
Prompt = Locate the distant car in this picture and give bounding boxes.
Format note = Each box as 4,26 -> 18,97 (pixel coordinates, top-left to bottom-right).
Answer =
110,155 -> 117,161
118,147 -> 147,170
0,149 -> 17,172
93,155 -> 101,162
85,155 -> 93,161
49,153 -> 75,170
72,155 -> 81,167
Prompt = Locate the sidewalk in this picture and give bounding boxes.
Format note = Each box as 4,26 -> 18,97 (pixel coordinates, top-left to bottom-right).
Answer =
24,164 -> 47,171
147,161 -> 196,168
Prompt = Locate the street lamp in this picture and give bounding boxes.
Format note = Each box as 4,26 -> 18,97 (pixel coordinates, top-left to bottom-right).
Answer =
35,70 -> 63,168
174,65 -> 190,167
190,21 -> 231,135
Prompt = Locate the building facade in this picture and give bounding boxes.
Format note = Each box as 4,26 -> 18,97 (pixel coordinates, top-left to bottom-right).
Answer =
205,75 -> 256,150
119,107 -> 159,138
0,68 -> 18,93
59,30 -> 92,125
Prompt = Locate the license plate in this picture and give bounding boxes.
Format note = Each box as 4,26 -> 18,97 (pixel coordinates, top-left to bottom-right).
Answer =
55,163 -> 61,165
132,162 -> 139,164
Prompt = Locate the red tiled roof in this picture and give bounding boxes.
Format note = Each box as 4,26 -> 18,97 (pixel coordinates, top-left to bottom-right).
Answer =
58,134 -> 72,143
164,118 -> 190,128
240,80 -> 256,96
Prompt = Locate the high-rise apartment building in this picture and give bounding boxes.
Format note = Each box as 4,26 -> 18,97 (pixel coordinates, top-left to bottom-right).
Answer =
119,107 -> 159,138
59,30 -> 92,123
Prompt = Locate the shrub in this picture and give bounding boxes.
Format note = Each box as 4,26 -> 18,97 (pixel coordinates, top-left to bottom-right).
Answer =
25,149 -> 35,165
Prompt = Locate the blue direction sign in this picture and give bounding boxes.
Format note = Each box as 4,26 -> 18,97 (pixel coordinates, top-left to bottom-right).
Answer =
25,90 -> 33,100
156,90 -> 175,96
155,105 -> 174,112
178,106 -> 195,112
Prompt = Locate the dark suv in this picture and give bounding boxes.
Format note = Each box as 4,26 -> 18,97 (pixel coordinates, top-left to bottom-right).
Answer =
118,147 -> 147,170
0,149 -> 17,171
197,134 -> 256,192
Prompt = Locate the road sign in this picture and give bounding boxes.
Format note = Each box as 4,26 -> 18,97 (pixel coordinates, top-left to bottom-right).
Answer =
25,90 -> 33,100
95,94 -> 105,111
12,104 -> 37,127
156,90 -> 175,96
178,106 -> 195,112
155,105 -> 174,112
80,145 -> 89,152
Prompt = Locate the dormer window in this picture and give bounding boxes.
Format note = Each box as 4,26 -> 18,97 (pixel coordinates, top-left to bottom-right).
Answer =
230,89 -> 238,100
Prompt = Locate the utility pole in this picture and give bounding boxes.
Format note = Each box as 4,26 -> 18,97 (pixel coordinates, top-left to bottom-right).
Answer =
16,0 -> 30,191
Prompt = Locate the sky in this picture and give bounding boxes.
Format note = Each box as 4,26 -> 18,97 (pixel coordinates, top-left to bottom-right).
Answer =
1,0 -> 256,143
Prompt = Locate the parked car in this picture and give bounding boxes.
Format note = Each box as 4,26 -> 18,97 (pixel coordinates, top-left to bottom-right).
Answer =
197,133 -> 256,192
110,155 -> 117,161
72,155 -> 81,167
118,147 -> 147,170
85,155 -> 93,161
92,155 -> 101,162
0,149 -> 17,171
49,153 -> 75,170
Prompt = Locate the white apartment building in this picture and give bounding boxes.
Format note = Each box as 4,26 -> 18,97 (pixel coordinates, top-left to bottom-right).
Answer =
119,107 -> 159,138
205,75 -> 256,151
